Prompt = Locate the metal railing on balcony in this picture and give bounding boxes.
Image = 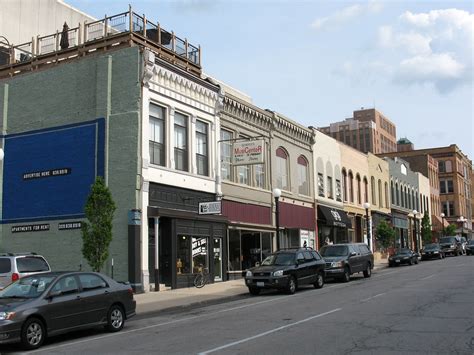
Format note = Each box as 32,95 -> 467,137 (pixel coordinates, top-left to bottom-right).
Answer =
1,6 -> 201,69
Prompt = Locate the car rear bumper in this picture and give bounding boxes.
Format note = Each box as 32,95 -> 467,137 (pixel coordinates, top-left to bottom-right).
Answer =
245,275 -> 290,290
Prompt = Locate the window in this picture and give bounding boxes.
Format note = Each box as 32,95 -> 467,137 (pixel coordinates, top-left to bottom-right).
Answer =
78,274 -> 107,290
327,176 -> 333,199
385,182 -> 389,208
298,156 -> 309,195
195,120 -> 208,176
348,172 -> 354,203
396,183 -> 400,205
255,164 -> 265,189
149,104 -> 165,166
440,180 -> 454,194
174,112 -> 188,171
16,257 -> 49,273
220,129 -> 233,181
356,175 -> 361,204
342,170 -> 348,202
378,180 -> 382,207
335,179 -> 342,202
391,181 -> 394,204
52,276 -> 79,295
363,178 -> 368,203
318,173 -> 324,197
442,201 -> 454,216
276,147 -> 289,190
445,160 -> 452,172
237,164 -> 250,185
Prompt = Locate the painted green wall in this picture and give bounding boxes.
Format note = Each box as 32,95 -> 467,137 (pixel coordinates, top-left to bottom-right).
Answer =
0,46 -> 142,281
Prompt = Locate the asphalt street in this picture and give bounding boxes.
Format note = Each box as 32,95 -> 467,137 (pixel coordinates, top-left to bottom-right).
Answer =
3,255 -> 473,354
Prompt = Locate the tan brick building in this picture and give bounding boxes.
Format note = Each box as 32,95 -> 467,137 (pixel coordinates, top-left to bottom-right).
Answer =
319,108 -> 397,154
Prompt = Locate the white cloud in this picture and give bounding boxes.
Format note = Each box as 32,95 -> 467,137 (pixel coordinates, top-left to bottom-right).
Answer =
311,0 -> 383,31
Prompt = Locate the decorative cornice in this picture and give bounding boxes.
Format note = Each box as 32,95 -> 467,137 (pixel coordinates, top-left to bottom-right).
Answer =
222,95 -> 273,131
273,113 -> 314,146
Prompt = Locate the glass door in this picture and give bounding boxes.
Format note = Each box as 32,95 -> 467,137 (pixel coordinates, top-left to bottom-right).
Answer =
213,238 -> 223,282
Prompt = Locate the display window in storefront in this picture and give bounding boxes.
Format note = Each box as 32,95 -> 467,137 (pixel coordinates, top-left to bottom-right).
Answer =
228,230 -> 272,271
177,235 -> 208,275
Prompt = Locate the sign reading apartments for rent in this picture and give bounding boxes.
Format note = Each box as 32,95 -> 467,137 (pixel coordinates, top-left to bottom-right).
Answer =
232,139 -> 265,166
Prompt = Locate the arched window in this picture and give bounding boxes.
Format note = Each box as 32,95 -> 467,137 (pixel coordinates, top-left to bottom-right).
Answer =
395,183 -> 399,206
378,179 -> 382,207
363,178 -> 368,203
391,181 -> 394,204
371,177 -> 376,204
297,155 -> 309,195
385,182 -> 389,208
356,174 -> 361,204
348,171 -> 354,203
342,169 -> 348,202
276,147 -> 289,190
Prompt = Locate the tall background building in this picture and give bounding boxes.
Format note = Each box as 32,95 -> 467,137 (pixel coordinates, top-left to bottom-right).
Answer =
319,108 -> 397,154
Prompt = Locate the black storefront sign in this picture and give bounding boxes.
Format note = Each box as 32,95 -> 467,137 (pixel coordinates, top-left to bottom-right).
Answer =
318,205 -> 352,228
58,222 -> 82,230
12,224 -> 50,233
23,168 -> 71,181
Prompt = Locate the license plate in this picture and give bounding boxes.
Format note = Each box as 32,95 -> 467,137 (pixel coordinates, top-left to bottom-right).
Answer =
256,282 -> 264,287
395,260 -> 400,263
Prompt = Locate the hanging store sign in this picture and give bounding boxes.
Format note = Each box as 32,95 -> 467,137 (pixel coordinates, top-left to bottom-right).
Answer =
12,224 -> 50,233
232,140 -> 265,166
199,201 -> 221,215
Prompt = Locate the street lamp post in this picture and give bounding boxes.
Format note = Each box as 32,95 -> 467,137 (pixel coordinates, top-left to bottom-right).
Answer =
273,188 -> 281,251
440,213 -> 445,240
412,210 -> 418,252
457,216 -> 466,235
363,202 -> 371,251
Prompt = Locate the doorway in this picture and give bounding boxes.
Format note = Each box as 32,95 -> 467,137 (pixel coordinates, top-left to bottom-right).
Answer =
213,238 -> 223,281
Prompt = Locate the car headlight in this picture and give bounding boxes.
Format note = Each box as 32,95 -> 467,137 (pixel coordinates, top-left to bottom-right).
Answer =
450,245 -> 455,248
434,251 -> 439,254
403,257 -> 409,260
0,312 -> 15,320
273,270 -> 284,277
245,270 -> 252,277
331,261 -> 344,268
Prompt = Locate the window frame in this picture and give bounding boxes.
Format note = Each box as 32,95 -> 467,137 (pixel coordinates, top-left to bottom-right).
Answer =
276,147 -> 289,191
149,103 -> 166,167
195,120 -> 209,176
174,112 -> 189,172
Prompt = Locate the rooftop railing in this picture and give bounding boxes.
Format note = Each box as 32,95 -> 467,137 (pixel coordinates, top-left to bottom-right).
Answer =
0,6 -> 201,69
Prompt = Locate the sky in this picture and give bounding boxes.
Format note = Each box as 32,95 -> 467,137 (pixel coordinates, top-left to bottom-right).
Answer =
67,0 -> 474,159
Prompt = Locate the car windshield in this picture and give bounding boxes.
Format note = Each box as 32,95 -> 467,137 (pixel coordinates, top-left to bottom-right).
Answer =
439,237 -> 455,244
320,245 -> 348,257
396,249 -> 411,255
261,253 -> 295,266
0,275 -> 56,299
424,244 -> 438,250
468,240 -> 474,245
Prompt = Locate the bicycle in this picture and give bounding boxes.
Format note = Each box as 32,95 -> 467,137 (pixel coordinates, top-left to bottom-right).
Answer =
193,265 -> 210,288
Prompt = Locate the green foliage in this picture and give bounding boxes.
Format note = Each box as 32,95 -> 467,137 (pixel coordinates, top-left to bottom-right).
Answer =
444,224 -> 457,236
81,177 -> 116,272
376,220 -> 396,249
421,212 -> 432,245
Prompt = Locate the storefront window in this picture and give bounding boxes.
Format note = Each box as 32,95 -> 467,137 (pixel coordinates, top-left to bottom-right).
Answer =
228,230 -> 274,271
176,235 -> 208,274
228,230 -> 241,271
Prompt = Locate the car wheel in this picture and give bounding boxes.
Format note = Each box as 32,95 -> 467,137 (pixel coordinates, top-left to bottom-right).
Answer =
287,276 -> 296,294
248,287 -> 260,295
314,272 -> 324,289
414,258 -> 419,264
439,253 -> 443,259
363,263 -> 372,278
106,305 -> 125,332
341,267 -> 350,283
21,317 -> 46,350
409,258 -> 414,266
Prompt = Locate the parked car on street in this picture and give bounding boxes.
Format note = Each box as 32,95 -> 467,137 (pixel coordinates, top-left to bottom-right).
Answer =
439,236 -> 463,256
466,240 -> 474,255
420,243 -> 445,260
320,243 -> 373,282
0,253 -> 51,290
388,248 -> 419,267
0,271 -> 136,350
245,248 -> 326,295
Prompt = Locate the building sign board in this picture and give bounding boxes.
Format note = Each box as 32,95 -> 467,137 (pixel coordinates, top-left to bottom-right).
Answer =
23,168 -> 71,181
198,201 -> 221,215
232,140 -> 265,166
58,222 -> 82,230
12,224 -> 50,233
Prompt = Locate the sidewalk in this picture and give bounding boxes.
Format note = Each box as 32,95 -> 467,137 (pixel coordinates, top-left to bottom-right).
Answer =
134,258 -> 389,316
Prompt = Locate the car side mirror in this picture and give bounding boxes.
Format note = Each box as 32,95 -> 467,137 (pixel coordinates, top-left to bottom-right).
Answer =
47,290 -> 62,299
349,252 -> 357,257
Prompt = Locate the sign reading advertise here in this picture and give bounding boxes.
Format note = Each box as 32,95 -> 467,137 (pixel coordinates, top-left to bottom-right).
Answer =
23,168 -> 71,181
232,139 -> 264,166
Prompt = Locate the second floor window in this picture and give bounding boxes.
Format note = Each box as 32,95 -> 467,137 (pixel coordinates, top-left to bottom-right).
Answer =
220,129 -> 233,181
255,164 -> 265,189
174,112 -> 188,172
298,156 -> 309,195
276,147 -> 289,190
149,104 -> 165,167
318,173 -> 324,197
196,120 -> 208,176
327,176 -> 333,199
440,179 -> 454,194
335,179 -> 342,201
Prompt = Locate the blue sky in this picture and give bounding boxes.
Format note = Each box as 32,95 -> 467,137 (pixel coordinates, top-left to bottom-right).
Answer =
67,0 -> 474,159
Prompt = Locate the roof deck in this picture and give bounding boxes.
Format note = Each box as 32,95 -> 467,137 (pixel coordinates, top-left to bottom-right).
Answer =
0,6 -> 202,79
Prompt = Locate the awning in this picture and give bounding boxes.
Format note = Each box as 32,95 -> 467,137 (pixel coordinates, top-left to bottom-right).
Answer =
317,205 -> 351,228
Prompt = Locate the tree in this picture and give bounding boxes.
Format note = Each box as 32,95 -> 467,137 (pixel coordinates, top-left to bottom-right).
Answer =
444,224 -> 457,237
421,212 -> 432,245
81,177 -> 116,272
376,220 -> 396,250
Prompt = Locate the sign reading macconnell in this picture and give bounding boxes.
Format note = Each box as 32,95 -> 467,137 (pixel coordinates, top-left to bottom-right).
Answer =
23,168 -> 71,180
232,140 -> 265,166
12,224 -> 50,233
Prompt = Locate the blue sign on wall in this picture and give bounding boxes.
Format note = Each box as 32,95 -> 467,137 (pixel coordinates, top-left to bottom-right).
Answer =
1,118 -> 105,223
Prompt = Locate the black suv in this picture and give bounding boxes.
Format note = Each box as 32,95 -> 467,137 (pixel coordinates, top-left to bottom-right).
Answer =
245,248 -> 326,295
439,236 -> 463,256
320,243 -> 373,282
